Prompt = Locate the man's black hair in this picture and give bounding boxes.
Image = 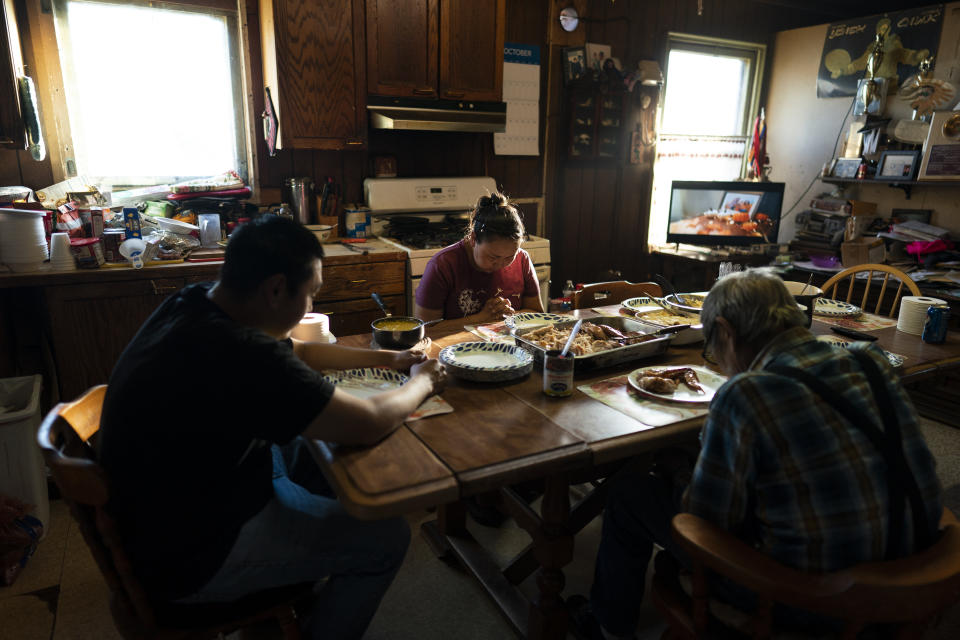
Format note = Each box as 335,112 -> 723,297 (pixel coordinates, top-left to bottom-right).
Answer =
219,215 -> 325,295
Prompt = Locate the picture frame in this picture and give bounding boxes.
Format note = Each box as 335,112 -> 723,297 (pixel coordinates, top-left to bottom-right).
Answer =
831,157 -> 861,179
585,42 -> 612,72
918,111 -> 960,180
562,46 -> 587,85
875,150 -> 921,181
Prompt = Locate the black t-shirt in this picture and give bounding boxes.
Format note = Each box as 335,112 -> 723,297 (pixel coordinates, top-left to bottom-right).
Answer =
98,282 -> 334,601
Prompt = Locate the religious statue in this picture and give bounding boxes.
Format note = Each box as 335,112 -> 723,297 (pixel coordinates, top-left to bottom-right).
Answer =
900,56 -> 955,120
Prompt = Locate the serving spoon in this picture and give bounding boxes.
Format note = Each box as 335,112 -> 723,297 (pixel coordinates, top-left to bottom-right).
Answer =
654,274 -> 688,306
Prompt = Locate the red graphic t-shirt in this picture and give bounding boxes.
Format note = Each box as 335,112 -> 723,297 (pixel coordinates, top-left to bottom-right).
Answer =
415,240 -> 540,319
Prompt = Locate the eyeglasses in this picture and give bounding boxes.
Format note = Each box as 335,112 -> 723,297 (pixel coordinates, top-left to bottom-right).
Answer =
701,324 -> 718,366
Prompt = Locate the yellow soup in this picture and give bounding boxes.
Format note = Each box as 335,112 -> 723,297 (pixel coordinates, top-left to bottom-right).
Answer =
375,319 -> 421,331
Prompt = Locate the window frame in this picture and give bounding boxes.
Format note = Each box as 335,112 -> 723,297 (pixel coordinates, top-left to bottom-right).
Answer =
660,32 -> 766,139
40,0 -> 252,188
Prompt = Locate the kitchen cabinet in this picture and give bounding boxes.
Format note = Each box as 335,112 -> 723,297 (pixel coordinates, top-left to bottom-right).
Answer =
313,242 -> 407,335
1,0 -> 25,149
259,0 -> 367,150
366,0 -> 504,102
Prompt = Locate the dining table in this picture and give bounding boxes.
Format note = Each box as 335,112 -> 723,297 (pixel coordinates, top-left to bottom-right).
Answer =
306,309 -> 960,640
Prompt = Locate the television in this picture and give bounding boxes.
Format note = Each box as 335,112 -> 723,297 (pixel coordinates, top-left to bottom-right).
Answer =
666,180 -> 785,247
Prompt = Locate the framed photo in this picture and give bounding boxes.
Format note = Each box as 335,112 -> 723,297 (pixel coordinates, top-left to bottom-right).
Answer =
585,42 -> 612,72
831,157 -> 861,179
562,46 -> 586,85
719,191 -> 763,216
876,150 -> 920,181
918,111 -> 960,180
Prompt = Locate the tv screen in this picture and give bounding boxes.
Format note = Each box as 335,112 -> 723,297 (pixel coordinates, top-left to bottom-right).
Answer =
666,181 -> 784,247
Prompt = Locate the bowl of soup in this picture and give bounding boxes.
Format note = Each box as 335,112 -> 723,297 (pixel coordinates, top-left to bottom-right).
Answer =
371,316 -> 426,349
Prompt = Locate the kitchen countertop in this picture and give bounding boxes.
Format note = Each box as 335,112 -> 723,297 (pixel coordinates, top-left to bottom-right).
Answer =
0,238 -> 405,288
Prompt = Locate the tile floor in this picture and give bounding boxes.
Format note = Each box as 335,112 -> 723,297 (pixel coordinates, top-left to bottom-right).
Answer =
3,417 -> 960,639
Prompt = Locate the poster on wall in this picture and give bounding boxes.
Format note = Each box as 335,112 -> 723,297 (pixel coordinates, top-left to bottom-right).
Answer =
817,4 -> 943,98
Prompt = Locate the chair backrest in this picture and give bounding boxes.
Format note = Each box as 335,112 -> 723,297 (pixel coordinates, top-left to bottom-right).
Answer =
662,509 -> 960,639
36,385 -> 161,632
819,263 -> 921,318
570,280 -> 663,310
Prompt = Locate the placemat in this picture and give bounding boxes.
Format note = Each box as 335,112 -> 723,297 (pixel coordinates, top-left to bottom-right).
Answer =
408,396 -> 454,421
814,312 -> 897,331
464,321 -> 515,343
578,374 -> 709,428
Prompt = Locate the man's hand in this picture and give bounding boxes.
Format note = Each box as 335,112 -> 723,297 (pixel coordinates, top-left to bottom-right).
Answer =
411,359 -> 447,396
480,296 -> 515,322
391,339 -> 431,371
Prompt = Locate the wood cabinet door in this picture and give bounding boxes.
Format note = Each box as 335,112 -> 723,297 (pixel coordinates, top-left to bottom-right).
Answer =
263,0 -> 367,149
366,0 -> 438,98
43,279 -> 185,401
316,294 -> 406,336
438,0 -> 503,102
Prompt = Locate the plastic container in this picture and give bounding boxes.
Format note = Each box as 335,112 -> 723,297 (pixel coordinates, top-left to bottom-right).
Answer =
0,375 -> 48,531
198,213 -> 222,248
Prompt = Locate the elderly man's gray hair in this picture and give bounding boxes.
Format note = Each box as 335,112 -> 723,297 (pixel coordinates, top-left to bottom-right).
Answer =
701,268 -> 806,346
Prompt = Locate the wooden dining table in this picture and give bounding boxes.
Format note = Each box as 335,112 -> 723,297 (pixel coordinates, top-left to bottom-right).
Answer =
306,312 -> 960,640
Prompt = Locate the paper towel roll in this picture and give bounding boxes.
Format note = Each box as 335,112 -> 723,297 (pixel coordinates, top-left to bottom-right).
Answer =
897,296 -> 946,335
291,313 -> 335,342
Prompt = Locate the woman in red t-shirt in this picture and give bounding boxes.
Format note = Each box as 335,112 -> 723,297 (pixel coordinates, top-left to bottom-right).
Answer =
415,191 -> 543,329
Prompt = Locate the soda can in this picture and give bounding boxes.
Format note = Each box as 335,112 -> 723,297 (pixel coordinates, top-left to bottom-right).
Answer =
543,350 -> 575,397
922,304 -> 950,344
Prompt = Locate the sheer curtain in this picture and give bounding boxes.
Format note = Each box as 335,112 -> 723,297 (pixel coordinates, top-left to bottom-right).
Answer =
648,135 -> 747,244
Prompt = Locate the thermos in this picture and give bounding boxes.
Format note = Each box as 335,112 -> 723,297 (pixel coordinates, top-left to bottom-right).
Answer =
283,177 -> 315,225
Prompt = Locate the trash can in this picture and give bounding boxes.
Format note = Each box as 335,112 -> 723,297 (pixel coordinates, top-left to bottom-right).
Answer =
0,375 -> 48,530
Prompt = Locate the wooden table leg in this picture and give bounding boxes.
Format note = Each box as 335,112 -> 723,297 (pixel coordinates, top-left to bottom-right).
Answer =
527,473 -> 573,640
421,500 -> 467,559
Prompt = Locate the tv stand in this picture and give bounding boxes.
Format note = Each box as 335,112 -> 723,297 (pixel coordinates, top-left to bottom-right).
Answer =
652,245 -> 773,291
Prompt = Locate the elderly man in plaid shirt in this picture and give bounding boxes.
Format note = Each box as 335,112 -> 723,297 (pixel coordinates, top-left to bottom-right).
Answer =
572,269 -> 942,640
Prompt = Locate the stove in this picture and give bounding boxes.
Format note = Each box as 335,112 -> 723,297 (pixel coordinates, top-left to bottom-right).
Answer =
364,177 -> 551,313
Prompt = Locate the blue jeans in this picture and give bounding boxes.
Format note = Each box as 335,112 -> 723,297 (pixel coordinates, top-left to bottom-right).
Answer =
176,438 -> 410,640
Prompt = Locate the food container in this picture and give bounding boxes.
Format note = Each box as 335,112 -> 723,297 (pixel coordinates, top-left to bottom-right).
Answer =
514,316 -> 672,372
371,316 -> 425,350
101,229 -> 126,262
306,223 -> 335,242
632,309 -> 703,346
69,237 -> 105,268
662,293 -> 706,315
344,207 -> 371,238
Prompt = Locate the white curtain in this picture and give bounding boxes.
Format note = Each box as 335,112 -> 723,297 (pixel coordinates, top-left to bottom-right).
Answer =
648,135 -> 747,244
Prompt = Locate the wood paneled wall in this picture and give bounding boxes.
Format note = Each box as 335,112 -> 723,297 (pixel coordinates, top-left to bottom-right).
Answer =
544,0 -> 841,296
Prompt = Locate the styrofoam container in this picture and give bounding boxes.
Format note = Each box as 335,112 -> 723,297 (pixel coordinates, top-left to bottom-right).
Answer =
0,375 -> 48,532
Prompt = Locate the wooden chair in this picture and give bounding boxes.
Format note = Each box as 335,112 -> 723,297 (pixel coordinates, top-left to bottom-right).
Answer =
570,280 -> 663,310
652,509 -> 960,640
37,385 -> 310,639
820,264 -> 921,318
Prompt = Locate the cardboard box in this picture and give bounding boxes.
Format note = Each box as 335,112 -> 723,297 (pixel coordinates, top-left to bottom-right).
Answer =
841,237 -> 885,267
848,200 -> 877,216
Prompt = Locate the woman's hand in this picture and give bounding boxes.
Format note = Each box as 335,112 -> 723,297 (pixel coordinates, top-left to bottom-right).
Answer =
391,339 -> 431,371
480,296 -> 515,322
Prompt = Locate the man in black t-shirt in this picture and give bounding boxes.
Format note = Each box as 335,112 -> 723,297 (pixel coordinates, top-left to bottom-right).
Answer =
99,216 -> 446,640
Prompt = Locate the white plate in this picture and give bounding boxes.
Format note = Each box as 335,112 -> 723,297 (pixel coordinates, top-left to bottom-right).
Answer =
505,312 -> 568,331
439,341 -> 534,382
322,367 -> 407,399
814,298 -> 861,318
627,365 -> 726,403
155,216 -> 200,234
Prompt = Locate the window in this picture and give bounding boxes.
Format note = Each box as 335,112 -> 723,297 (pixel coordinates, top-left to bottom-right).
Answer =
50,0 -> 248,188
649,34 -> 765,244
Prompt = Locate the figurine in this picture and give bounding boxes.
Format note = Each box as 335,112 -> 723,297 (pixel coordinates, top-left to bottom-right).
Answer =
900,56 -> 955,120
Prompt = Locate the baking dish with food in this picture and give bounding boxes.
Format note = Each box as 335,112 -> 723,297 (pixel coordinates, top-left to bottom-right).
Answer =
513,316 -> 672,371
632,309 -> 703,345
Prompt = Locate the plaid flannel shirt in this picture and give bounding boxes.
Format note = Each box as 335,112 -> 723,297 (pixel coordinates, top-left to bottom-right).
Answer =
683,327 -> 942,572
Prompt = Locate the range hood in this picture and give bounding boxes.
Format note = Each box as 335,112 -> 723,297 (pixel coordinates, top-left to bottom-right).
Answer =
367,96 -> 506,133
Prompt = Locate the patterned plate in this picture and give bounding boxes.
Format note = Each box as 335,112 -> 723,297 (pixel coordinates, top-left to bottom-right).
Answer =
439,341 -> 534,382
627,365 -> 727,404
814,298 -> 861,318
322,367 -> 407,398
504,312 -> 568,331
818,335 -> 905,368
621,297 -> 657,313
